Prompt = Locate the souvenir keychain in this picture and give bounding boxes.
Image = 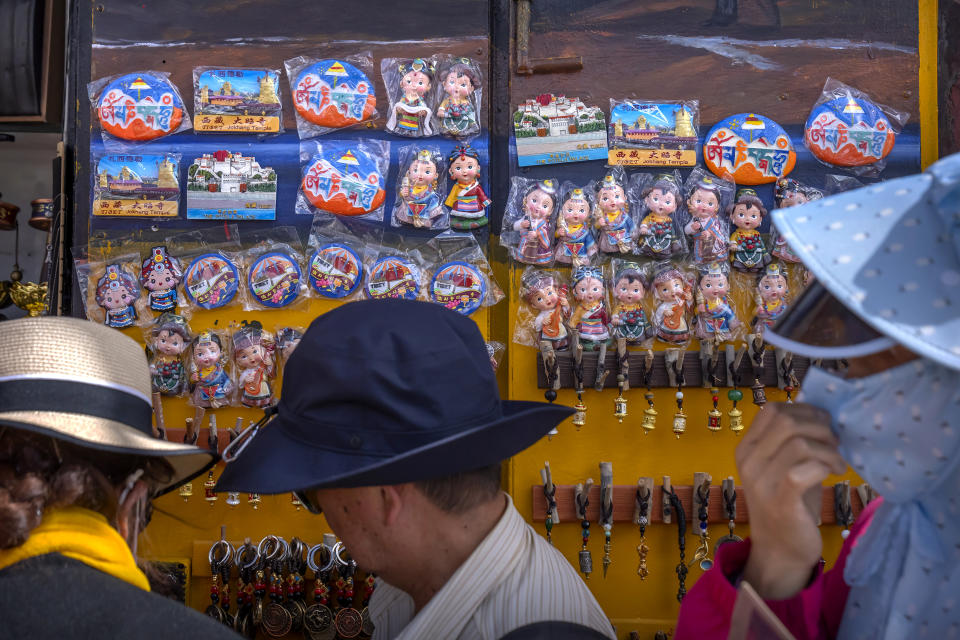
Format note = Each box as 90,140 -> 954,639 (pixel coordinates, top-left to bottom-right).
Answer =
753,263 -> 789,330
436,57 -> 481,138
554,187 -> 597,266
520,270 -> 570,403
637,173 -> 684,258
594,171 -> 636,254
511,179 -> 558,265
232,322 -> 275,408
395,149 -> 445,228
445,145 -> 492,230
571,266 -> 611,393
652,266 -> 693,345
575,480 -> 594,580
140,246 -> 183,312
685,176 -> 728,264
95,264 -> 140,328
694,263 -> 741,344
147,313 -> 191,439
385,58 -> 435,137
189,331 -> 234,444
183,252 -> 240,310
727,189 -> 772,273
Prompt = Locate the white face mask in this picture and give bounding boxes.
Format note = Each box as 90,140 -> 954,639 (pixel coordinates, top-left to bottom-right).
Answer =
799,360 -> 960,640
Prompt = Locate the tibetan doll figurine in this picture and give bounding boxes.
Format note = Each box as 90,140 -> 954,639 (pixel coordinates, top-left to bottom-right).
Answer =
638,174 -> 684,258
521,270 -> 570,399
445,145 -> 492,229
232,321 -> 275,409
652,267 -> 693,345
147,313 -> 190,439
140,246 -> 183,312
95,264 -> 140,328
396,149 -> 444,228
753,263 -> 789,330
436,58 -> 480,138
386,58 -> 435,137
594,173 -> 636,254
570,266 -> 611,390
694,263 -> 742,343
276,327 -> 303,374
611,263 -> 654,345
512,179 -> 558,265
189,331 -> 233,444
684,177 -> 728,264
727,188 -> 773,273
554,188 -> 597,266
771,178 -> 810,263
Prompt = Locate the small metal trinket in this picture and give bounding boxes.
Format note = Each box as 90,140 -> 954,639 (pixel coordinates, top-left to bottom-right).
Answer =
641,392 -> 657,434
573,398 -> 587,429
614,392 -> 627,423
179,482 -> 193,502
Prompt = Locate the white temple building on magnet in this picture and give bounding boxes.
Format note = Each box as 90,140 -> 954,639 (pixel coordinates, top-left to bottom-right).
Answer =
192,150 -> 274,193
518,95 -> 605,137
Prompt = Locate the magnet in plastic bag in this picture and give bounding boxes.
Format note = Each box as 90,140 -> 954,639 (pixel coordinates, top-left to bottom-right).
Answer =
183,253 -> 240,310
96,73 -> 186,141
248,252 -> 302,309
652,266 -> 694,345
727,188 -> 772,273
93,154 -> 180,218
805,93 -> 895,167
436,57 -> 481,138
308,243 -> 363,298
140,245 -> 183,312
694,262 -> 742,343
302,144 -> 386,216
292,59 -> 376,129
232,321 -> 275,409
365,256 -> 421,301
430,260 -> 486,316
703,113 -> 795,185
753,262 -> 790,330
186,149 -> 277,220
385,58 -> 436,137
194,68 -> 282,134
96,264 -> 140,328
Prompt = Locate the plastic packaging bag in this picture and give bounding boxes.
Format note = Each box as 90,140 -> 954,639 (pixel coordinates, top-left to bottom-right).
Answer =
382,56 -> 439,137
187,328 -> 235,410
434,55 -> 483,139
445,144 -> 493,230
649,261 -> 696,347
241,227 -> 307,311
297,138 -> 389,221
771,178 -> 822,263
593,166 -> 637,255
306,216 -> 371,301
751,262 -> 792,333
91,152 -> 181,219
166,225 -> 243,312
683,167 -> 734,265
88,71 -> 191,147
552,181 -> 598,266
485,340 -> 505,371
633,170 -> 687,259
514,267 -> 571,349
607,99 -> 699,167
608,258 -> 655,347
391,145 -> 449,229
75,250 -> 143,328
726,188 -> 773,274
275,326 -> 305,375
192,67 -> 283,135
501,176 -> 559,266
232,321 -> 277,408
145,312 -> 192,400
422,230 -> 503,316
285,54 -> 378,139
692,261 -> 744,344
804,77 -> 908,177
363,235 -> 425,301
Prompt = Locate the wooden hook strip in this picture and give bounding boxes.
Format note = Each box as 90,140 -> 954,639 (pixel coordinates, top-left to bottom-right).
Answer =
529,484 -> 865,525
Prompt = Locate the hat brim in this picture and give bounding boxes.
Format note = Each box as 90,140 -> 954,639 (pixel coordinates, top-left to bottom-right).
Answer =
772,169 -> 960,370
215,400 -> 573,494
0,411 -> 217,495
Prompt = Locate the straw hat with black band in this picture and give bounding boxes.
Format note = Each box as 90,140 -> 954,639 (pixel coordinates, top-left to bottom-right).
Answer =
0,316 -> 217,493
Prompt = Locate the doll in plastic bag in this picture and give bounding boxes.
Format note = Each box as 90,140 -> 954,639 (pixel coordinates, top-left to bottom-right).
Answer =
694,262 -> 741,343
95,264 -> 140,328
727,188 -> 772,273
520,270 -> 570,400
652,266 -> 693,345
594,172 -> 636,254
232,321 -> 276,409
771,178 -> 816,263
512,179 -> 558,265
276,327 -> 303,374
436,58 -> 480,138
611,262 -> 654,345
637,173 -> 684,258
189,330 -> 233,443
396,149 -> 445,228
570,265 -> 610,391
684,176 -> 728,264
146,312 -> 191,438
140,246 -> 183,312
386,58 -> 435,137
753,262 -> 790,330
554,187 -> 597,266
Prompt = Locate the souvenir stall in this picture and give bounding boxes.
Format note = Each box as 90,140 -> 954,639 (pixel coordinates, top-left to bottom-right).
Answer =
60,0 -> 938,637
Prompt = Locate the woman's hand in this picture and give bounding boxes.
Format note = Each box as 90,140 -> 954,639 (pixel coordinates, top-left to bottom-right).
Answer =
738,403 -> 847,599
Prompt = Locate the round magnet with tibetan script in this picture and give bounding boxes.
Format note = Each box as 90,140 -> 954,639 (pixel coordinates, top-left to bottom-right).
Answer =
703,113 -> 796,186
301,144 -> 386,216
292,59 -> 377,129
804,95 -> 896,167
96,72 -> 186,141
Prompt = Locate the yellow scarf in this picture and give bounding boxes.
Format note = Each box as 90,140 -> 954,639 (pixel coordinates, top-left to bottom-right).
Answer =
0,506 -> 150,591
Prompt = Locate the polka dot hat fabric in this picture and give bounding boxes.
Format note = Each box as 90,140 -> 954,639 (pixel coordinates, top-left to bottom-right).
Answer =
772,151 -> 960,370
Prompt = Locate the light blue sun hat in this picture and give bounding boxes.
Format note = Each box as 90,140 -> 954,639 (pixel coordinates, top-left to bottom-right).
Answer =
764,151 -> 960,370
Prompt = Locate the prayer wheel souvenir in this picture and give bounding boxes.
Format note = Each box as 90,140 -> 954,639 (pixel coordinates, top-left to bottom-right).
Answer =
365,256 -> 421,301
703,113 -> 796,185
140,246 -> 183,312
96,72 -> 186,141
302,144 -> 386,216
0,197 -> 18,230
183,253 -> 240,310
248,252 -> 302,309
805,90 -> 896,167
28,198 -> 54,231
292,59 -> 376,129
430,261 -> 486,315
445,145 -> 492,230
308,243 -> 363,298
95,264 -> 140,328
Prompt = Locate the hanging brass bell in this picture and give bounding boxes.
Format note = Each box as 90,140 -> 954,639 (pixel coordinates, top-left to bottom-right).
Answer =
178,482 -> 193,502
572,397 -> 587,429
672,408 -> 687,438
613,393 -> 627,423
751,379 -> 767,406
641,392 -> 657,434
707,407 -> 722,432
728,406 -> 744,435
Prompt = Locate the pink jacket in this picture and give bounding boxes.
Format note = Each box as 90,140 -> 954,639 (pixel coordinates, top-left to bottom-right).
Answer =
675,498 -> 881,640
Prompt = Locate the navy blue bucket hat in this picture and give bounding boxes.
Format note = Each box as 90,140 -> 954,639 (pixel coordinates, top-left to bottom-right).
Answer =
216,299 -> 572,493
